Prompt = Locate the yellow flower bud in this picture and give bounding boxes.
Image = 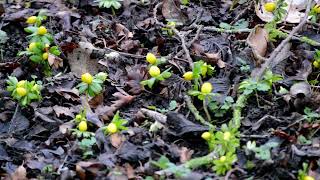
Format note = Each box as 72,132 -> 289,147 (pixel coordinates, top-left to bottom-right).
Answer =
223,131 -> 231,141
37,26 -> 47,35
201,82 -> 213,94
183,71 -> 193,81
201,132 -> 211,141
26,16 -> 37,24
78,121 -> 88,132
146,53 -> 157,64
81,73 -> 93,84
149,66 -> 161,77
107,123 -> 118,134
264,2 -> 276,12
17,80 -> 26,88
16,87 -> 27,97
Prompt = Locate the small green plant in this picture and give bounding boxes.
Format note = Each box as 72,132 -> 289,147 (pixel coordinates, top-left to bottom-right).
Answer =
312,49 -> 320,68
208,96 -> 234,117
219,19 -> 248,30
78,136 -> 96,158
161,21 -> 178,37
145,52 -> 166,66
245,140 -> 279,160
147,100 -> 177,113
238,70 -> 282,95
202,123 -> 240,155
213,152 -> 237,175
77,72 -> 107,97
6,76 -> 42,106
152,156 -> 191,178
19,11 -> 61,76
140,66 -> 171,89
185,60 -> 215,90
104,111 -> 128,135
298,163 -> 315,180
95,0 -> 123,15
303,107 -> 320,123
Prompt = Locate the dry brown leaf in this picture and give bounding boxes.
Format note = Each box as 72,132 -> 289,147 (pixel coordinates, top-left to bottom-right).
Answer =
162,0 -> 188,23
89,93 -> 104,109
124,163 -> 135,179
56,88 -> 80,101
110,133 -> 124,148
204,53 -> 226,68
53,105 -> 75,118
179,147 -> 194,163
48,53 -> 63,69
11,165 -> 27,180
59,121 -> 74,134
247,26 -> 268,59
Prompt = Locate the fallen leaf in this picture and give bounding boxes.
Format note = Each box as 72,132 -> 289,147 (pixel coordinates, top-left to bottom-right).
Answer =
48,53 -> 63,69
162,0 -> 188,23
247,26 -> 268,59
53,105 -> 75,118
110,133 -> 124,148
11,165 -> 27,180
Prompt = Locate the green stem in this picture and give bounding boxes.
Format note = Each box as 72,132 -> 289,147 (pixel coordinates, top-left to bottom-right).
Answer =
184,151 -> 217,169
184,95 -> 215,129
232,93 -> 248,128
203,98 -> 212,122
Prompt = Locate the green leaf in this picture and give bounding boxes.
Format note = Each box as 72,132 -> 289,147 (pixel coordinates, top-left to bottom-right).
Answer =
30,55 -> 42,63
24,27 -> 37,33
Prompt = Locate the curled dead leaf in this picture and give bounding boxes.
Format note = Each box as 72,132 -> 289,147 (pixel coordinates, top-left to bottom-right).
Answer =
247,25 -> 268,60
48,53 -> 63,69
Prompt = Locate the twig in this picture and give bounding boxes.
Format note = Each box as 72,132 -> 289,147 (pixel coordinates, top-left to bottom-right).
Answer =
203,26 -> 252,33
203,98 -> 211,122
184,95 -> 214,129
171,28 -> 194,68
140,108 -> 167,124
253,0 -> 312,81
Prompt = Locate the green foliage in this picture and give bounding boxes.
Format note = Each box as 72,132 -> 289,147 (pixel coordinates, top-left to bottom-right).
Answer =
161,21 -> 179,37
214,123 -> 240,155
147,100 -> 177,113
104,111 -> 128,134
298,163 -> 310,180
140,68 -> 171,89
74,109 -> 87,123
219,19 -> 248,30
191,60 -> 215,90
245,140 -> 279,160
180,0 -> 189,5
208,96 -> 234,117
77,72 -> 107,97
309,5 -> 320,23
239,70 -> 282,95
297,135 -> 312,145
303,107 -> 320,123
95,0 -> 122,9
6,76 -> 42,106
272,0 -> 287,22
213,152 -> 237,175
152,156 -> 191,178
79,136 -> 96,158
71,128 -> 95,138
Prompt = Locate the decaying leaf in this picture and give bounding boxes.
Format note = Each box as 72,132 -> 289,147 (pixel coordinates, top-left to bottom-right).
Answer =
162,0 -> 188,23
247,26 -> 268,60
48,54 -> 63,69
10,165 -> 27,180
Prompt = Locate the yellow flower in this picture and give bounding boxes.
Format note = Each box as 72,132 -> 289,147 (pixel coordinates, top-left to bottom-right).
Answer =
16,87 -> 27,97
78,121 -> 88,132
107,123 -> 118,134
313,61 -> 320,68
17,80 -> 26,88
264,2 -> 276,12
149,66 -> 161,77
201,82 -> 213,94
303,176 -> 315,180
314,5 -> 320,13
146,53 -> 157,64
223,131 -> 231,141
37,26 -> 47,35
29,42 -> 37,51
26,16 -> 37,24
81,73 -> 93,84
201,132 -> 211,141
183,71 -> 193,81
42,52 -> 49,60
220,156 -> 226,162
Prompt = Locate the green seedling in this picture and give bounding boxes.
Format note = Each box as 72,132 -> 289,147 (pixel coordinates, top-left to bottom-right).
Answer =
309,5 -> 320,23
95,0 -> 123,15
161,21 -> 179,37
245,140 -> 279,160
6,76 -> 42,106
152,156 -> 191,178
213,152 -> 237,175
208,96 -> 234,117
303,107 -> 320,123
147,100 -> 177,113
77,72 -> 107,97
140,66 -> 171,89
312,49 -> 320,68
239,70 -> 282,95
185,60 -> 215,90
104,111 -> 128,135
79,136 -> 96,159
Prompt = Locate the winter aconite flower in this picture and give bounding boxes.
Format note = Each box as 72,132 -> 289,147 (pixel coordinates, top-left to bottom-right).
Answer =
183,71 -> 193,81
78,121 -> 88,132
26,16 -> 37,24
42,52 -> 48,60
201,82 -> 213,94
107,123 -> 118,134
16,87 -> 27,97
149,66 -> 161,77
81,73 -> 93,84
303,176 -> 315,180
37,26 -> 47,35
146,53 -> 157,65
264,2 -> 276,12
201,132 -> 211,141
